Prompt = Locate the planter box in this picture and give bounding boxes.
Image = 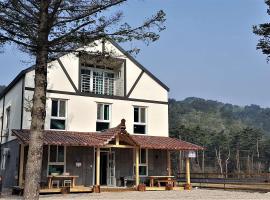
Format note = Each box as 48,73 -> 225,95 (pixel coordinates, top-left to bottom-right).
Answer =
137,184 -> 146,192
165,184 -> 173,190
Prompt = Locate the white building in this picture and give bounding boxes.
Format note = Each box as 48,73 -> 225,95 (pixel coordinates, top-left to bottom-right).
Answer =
0,39 -> 202,192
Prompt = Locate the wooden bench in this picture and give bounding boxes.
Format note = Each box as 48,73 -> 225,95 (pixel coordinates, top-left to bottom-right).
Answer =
157,179 -> 177,187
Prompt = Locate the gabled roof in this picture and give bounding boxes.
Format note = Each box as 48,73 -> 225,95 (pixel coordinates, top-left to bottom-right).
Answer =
109,39 -> 169,91
0,65 -> 34,99
0,39 -> 169,100
12,119 -> 203,151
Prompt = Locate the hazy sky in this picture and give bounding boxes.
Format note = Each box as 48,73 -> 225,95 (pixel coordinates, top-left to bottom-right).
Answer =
0,0 -> 270,107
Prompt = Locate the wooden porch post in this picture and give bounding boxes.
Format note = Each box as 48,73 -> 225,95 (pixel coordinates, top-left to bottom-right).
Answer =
93,147 -> 101,193
135,147 -> 140,187
19,144 -> 25,187
179,151 -> 182,175
184,157 -> 192,190
96,147 -> 100,185
167,150 -> 171,176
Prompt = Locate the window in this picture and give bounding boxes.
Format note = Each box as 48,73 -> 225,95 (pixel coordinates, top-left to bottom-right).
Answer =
0,115 -> 3,134
50,99 -> 66,130
96,103 -> 110,131
133,149 -> 148,176
48,145 -> 65,175
1,148 -> 9,170
81,67 -> 115,96
133,107 -> 146,134
5,107 -> 11,139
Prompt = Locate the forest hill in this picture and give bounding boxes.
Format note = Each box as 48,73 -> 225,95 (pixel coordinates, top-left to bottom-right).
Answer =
169,97 -> 270,174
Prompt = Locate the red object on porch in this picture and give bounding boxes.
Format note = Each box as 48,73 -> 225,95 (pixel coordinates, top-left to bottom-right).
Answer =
12,119 -> 203,151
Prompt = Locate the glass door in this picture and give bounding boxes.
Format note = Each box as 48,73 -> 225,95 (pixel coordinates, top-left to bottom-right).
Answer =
107,151 -> 116,186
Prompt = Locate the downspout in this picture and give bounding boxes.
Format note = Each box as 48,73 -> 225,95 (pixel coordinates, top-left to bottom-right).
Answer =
17,76 -> 25,186
20,76 -> 25,129
0,95 -> 5,193
1,96 -> 5,144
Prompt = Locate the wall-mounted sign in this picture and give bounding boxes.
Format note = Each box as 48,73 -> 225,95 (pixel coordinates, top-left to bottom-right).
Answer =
184,151 -> 196,158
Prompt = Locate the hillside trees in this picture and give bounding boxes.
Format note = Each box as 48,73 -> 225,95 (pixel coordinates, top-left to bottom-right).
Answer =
169,98 -> 269,175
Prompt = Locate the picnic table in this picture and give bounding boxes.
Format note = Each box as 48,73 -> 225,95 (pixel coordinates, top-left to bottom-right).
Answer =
148,176 -> 175,187
47,175 -> 79,189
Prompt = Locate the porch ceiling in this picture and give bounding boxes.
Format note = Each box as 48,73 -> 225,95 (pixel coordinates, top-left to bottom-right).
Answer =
12,120 -> 203,151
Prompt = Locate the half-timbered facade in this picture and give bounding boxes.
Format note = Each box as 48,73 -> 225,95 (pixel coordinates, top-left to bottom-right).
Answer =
0,39 -> 202,193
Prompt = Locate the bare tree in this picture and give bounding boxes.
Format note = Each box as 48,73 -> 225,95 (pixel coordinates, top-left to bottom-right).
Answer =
215,147 -> 223,175
225,148 -> 230,178
0,1 -> 166,199
236,148 -> 240,178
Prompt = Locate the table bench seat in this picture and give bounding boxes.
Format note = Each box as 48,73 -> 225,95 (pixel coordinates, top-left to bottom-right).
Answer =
157,179 -> 177,187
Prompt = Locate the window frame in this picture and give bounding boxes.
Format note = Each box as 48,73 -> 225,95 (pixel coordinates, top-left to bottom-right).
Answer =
133,106 -> 147,135
0,150 -> 7,170
0,115 -> 3,137
96,103 -> 111,131
5,106 -> 11,140
50,99 -> 67,131
133,148 -> 148,177
47,145 -> 66,175
80,66 -> 115,96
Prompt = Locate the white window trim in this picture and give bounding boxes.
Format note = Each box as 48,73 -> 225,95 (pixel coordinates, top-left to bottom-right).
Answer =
47,145 -> 66,176
96,103 -> 111,124
1,153 -> 6,170
5,106 -> 11,140
133,106 -> 147,135
81,66 -> 115,95
50,99 -> 67,131
133,149 -> 148,177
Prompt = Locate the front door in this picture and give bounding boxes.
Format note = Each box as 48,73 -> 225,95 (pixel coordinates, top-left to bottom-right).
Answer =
108,151 -> 115,186
100,150 -> 116,186
100,152 -> 108,185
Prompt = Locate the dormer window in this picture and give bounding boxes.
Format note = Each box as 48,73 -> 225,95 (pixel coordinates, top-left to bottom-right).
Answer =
80,65 -> 115,96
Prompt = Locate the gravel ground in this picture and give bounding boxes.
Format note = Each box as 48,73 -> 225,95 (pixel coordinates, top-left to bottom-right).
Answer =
2,189 -> 270,200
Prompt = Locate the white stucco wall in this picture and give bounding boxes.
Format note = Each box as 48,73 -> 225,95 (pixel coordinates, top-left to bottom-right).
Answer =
23,91 -> 168,137
10,39 -> 169,140
129,73 -> 168,102
0,79 -> 23,143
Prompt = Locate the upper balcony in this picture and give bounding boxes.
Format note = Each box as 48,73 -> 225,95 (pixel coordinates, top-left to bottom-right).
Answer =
79,54 -> 125,97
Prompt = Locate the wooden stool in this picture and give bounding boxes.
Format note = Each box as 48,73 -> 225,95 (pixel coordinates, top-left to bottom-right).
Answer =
63,180 -> 72,187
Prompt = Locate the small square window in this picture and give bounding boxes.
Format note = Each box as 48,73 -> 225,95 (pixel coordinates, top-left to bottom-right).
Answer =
50,99 -> 66,130
96,122 -> 110,131
134,124 -> 146,134
133,107 -> 147,134
96,103 -> 111,131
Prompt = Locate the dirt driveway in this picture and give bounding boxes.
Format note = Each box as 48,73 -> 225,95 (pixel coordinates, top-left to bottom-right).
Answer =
2,189 -> 270,200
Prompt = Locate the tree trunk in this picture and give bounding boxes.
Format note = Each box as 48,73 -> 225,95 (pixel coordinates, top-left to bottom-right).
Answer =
225,149 -> 230,178
236,149 -> 240,178
202,150 -> 205,173
23,1 -> 49,199
247,154 -> 250,176
215,148 -> 223,175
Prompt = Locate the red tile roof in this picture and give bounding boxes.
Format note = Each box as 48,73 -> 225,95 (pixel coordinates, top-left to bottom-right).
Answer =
12,119 -> 203,151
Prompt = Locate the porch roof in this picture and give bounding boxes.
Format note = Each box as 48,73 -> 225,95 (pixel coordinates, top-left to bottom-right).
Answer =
12,120 -> 203,151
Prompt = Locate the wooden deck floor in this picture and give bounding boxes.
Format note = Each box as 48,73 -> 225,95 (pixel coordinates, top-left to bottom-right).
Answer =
40,186 -> 92,194
39,185 -> 185,194
146,186 -> 184,191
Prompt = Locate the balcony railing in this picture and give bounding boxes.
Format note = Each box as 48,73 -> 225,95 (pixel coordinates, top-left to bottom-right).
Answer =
81,74 -> 116,96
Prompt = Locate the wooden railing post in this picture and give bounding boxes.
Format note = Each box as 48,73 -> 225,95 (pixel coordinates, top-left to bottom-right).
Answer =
93,147 -> 101,193
184,157 -> 192,190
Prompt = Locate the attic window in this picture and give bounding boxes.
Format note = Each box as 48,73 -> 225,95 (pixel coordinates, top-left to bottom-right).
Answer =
80,67 -> 115,96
